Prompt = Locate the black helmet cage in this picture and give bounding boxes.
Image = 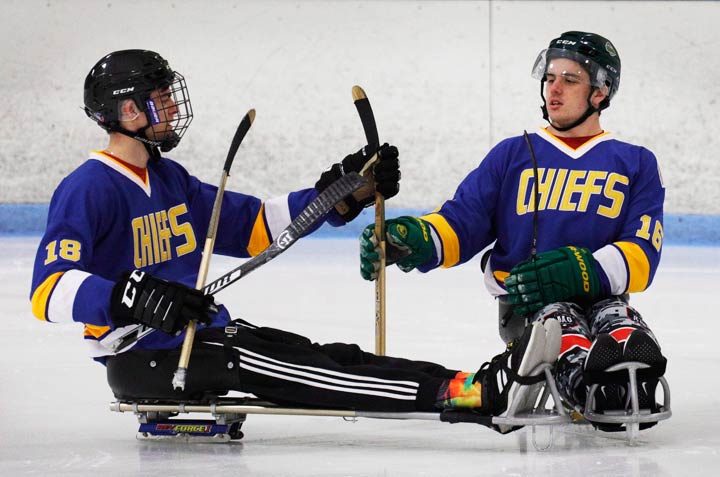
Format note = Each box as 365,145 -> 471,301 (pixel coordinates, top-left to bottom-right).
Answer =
83,50 -> 193,152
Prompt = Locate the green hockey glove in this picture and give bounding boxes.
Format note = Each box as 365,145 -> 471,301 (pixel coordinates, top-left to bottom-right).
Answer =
504,246 -> 602,316
360,216 -> 434,281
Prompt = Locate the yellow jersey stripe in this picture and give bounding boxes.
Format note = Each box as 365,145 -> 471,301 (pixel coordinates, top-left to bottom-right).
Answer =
84,324 -> 111,339
420,213 -> 460,268
494,270 -> 510,285
30,271 -> 64,321
615,241 -> 650,292
247,204 -> 271,257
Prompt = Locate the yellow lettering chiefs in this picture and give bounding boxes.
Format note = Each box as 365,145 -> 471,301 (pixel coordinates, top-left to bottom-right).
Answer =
132,203 -> 197,268
516,168 -> 629,219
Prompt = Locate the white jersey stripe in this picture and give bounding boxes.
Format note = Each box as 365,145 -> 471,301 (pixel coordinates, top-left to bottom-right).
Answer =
593,244 -> 629,295
263,195 -> 292,240
48,269 -> 92,323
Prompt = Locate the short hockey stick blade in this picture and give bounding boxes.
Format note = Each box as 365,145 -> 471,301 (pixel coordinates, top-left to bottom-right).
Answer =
203,171 -> 368,295
352,85 -> 379,148
224,109 -> 255,173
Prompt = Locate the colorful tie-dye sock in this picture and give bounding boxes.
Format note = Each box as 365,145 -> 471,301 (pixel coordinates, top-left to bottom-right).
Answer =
435,371 -> 482,409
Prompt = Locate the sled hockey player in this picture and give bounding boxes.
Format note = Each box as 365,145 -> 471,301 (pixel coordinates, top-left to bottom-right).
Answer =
360,31 -> 669,432
30,49 -> 560,433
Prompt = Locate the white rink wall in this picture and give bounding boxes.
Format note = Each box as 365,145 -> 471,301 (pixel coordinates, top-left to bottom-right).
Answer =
0,0 -> 718,215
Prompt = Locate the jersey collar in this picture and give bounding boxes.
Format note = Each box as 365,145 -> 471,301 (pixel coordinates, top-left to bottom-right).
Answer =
536,127 -> 614,159
90,150 -> 152,197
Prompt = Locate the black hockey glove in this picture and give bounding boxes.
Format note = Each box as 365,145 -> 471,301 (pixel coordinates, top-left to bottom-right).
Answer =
315,143 -> 400,223
110,270 -> 217,335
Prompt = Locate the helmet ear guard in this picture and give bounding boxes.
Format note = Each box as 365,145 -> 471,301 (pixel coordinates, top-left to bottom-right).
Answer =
83,50 -> 193,153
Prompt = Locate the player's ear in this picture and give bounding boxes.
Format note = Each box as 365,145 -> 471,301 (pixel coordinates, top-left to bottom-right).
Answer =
118,99 -> 141,122
590,87 -> 608,109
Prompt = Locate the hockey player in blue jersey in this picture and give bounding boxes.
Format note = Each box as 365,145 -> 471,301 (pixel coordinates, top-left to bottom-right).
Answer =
361,31 -> 669,432
30,49 -> 561,427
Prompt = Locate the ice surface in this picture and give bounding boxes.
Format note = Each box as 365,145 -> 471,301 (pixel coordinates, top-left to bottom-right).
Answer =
2,236 -> 720,476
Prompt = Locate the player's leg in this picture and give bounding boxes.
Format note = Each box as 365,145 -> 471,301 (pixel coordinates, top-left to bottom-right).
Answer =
526,302 -> 593,411
208,320 -> 458,412
437,318 -> 561,433
211,318 -> 561,419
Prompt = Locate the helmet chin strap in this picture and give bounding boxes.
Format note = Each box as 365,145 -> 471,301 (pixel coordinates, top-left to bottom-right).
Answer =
539,80 -> 599,132
108,123 -> 177,160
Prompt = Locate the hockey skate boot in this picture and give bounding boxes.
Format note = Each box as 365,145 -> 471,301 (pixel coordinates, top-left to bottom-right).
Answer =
460,318 -> 562,433
583,330 -> 670,433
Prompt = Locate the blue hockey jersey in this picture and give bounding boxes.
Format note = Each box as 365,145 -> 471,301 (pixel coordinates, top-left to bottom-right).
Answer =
30,151 -> 344,358
417,128 -> 665,298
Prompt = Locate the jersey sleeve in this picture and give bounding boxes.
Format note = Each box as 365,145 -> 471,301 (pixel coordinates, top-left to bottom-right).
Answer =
30,173 -> 117,331
593,147 -> 665,294
183,169 -> 337,258
417,143 -> 507,272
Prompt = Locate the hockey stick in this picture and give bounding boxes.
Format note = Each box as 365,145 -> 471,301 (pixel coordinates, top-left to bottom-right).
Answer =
201,171 -> 367,295
173,109 -> 256,391
106,172 -> 367,354
352,85 -> 386,355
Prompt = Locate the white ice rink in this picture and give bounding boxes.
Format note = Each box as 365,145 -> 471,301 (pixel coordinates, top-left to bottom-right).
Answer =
2,236 -> 720,476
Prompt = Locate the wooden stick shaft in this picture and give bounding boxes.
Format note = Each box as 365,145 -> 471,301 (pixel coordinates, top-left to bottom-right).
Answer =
172,109 -> 255,391
173,173 -> 229,389
374,192 -> 386,355
351,85 -> 386,355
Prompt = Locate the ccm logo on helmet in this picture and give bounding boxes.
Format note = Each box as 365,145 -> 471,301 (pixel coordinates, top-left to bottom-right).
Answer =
112,87 -> 135,95
555,39 -> 577,45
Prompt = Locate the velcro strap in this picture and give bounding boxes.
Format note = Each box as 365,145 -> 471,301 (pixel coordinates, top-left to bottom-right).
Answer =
440,409 -> 493,426
503,364 -> 548,386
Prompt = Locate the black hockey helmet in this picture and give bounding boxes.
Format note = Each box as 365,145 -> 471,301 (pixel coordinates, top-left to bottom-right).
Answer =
531,31 -> 621,130
83,49 -> 193,153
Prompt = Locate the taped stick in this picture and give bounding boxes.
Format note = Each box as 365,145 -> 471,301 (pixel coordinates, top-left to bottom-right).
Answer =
172,109 -> 256,391
352,85 -> 386,355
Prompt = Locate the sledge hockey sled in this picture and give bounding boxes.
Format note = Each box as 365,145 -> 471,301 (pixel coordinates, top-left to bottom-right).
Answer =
110,361 -> 671,446
110,361 -> 572,444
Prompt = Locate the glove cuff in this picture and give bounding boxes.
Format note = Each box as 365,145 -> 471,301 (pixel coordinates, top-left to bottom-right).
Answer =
562,246 -> 601,299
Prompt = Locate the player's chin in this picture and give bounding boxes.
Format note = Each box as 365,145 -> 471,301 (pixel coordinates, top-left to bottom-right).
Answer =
549,115 -> 573,130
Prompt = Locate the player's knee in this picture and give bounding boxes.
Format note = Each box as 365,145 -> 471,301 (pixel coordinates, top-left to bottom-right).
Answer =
588,297 -> 651,336
531,302 -> 589,334
499,299 -> 589,344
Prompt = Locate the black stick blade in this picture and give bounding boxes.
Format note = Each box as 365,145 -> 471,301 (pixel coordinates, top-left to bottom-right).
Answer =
352,86 -> 379,148
224,109 -> 256,173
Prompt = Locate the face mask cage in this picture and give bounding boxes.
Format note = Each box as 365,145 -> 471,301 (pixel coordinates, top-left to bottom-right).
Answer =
143,72 -> 193,151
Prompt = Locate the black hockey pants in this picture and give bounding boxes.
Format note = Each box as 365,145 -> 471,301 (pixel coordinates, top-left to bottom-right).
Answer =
106,319 -> 458,412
